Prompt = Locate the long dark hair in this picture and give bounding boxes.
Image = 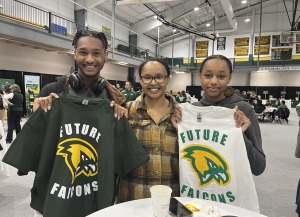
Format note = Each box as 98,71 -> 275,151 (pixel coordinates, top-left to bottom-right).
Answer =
138,58 -> 170,77
72,29 -> 108,50
199,55 -> 233,74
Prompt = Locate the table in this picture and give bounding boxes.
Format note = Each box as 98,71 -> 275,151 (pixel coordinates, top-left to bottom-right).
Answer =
264,107 -> 277,113
87,197 -> 267,217
262,99 -> 291,110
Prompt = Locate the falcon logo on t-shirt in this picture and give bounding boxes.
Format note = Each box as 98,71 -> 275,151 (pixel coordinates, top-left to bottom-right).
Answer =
181,145 -> 231,187
57,138 -> 98,183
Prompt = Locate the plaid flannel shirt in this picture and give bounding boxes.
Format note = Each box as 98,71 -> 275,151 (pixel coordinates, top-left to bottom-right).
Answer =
117,93 -> 180,203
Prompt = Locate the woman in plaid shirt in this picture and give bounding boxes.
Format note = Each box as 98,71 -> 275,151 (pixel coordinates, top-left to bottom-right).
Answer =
117,58 -> 181,202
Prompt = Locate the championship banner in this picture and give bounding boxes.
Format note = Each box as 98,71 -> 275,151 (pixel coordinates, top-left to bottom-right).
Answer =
196,41 -> 209,58
178,103 -> 259,212
254,45 -> 270,55
24,75 -> 40,116
255,36 -> 270,45
234,37 -> 249,57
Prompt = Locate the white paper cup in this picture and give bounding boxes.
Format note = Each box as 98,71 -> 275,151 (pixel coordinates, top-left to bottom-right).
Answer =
150,185 -> 172,217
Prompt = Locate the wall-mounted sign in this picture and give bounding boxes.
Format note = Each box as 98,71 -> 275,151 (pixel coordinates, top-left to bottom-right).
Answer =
24,75 -> 40,116
217,37 -> 226,50
196,49 -> 208,58
263,91 -> 269,94
196,40 -> 209,58
296,43 -> 300,54
271,48 -> 292,60
234,37 -> 249,46
281,91 -> 286,94
234,47 -> 249,56
196,41 -> 209,49
255,36 -> 270,45
296,91 -> 300,95
254,45 -> 270,55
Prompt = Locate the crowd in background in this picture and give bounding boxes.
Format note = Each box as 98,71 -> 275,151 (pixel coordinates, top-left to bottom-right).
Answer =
0,83 -> 24,144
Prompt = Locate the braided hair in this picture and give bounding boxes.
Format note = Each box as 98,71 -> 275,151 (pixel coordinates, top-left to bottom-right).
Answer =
72,29 -> 108,50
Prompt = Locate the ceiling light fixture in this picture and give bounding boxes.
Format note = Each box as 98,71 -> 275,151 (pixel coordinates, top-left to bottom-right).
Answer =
172,29 -> 177,32
154,15 -> 157,19
206,23 -> 211,27
241,0 -> 247,3
0,4 -> 3,8
194,7 -> 199,11
245,18 -> 250,22
119,62 -> 128,65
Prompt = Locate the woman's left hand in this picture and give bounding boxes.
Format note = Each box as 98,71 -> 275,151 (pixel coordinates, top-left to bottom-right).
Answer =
110,101 -> 128,120
171,106 -> 182,130
234,105 -> 251,133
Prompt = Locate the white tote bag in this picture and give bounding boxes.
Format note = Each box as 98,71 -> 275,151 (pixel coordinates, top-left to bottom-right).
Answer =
178,103 -> 260,213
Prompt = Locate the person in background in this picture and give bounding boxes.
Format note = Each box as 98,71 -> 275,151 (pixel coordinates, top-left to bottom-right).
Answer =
254,99 -> 266,121
0,90 -> 5,125
116,83 -> 122,91
263,99 -> 274,121
264,99 -> 272,107
274,99 -> 281,108
3,84 -> 23,144
242,91 -> 248,99
185,90 -> 191,103
181,90 -> 187,103
3,83 -> 11,94
175,91 -> 182,103
254,99 -> 266,113
121,81 -> 137,103
192,54 -> 266,176
117,58 -> 181,203
278,100 -> 287,109
248,91 -> 258,105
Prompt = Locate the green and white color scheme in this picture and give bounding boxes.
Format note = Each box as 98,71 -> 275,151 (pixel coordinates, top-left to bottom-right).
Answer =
178,103 -> 259,213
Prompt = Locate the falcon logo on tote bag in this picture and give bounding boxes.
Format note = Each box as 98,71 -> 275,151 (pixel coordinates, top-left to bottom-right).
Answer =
181,144 -> 231,187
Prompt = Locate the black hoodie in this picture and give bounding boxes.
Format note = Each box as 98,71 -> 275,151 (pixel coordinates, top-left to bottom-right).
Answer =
193,94 -> 266,176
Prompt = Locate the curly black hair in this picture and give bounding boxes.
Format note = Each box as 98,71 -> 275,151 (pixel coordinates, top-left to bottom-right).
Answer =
72,29 -> 108,50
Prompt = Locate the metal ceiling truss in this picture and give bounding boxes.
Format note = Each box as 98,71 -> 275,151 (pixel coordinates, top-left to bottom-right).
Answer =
143,2 -> 215,40
282,0 -> 299,31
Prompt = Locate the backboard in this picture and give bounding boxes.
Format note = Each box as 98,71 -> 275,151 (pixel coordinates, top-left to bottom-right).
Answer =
280,32 -> 294,44
280,32 -> 300,44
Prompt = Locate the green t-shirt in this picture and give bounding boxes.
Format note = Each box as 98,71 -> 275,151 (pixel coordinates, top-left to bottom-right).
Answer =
121,89 -> 136,102
3,94 -> 149,217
